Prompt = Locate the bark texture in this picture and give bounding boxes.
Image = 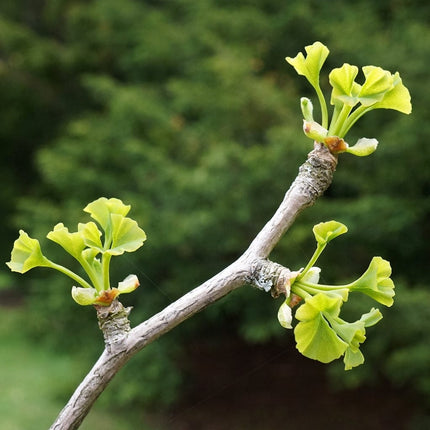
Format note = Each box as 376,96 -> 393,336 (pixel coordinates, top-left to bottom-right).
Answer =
50,142 -> 337,430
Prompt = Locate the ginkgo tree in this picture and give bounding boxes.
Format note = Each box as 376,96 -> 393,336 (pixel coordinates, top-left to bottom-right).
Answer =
6,41 -> 411,430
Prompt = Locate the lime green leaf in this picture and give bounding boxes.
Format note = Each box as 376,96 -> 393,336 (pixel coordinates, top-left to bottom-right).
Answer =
303,120 -> 328,142
313,221 -> 348,245
78,222 -> 103,251
346,137 -> 379,156
117,274 -> 140,294
358,66 -> 394,106
330,318 -> 365,347
294,293 -> 348,363
84,197 -> 131,231
349,257 -> 395,306
47,223 -> 86,259
6,230 -> 52,273
360,307 -> 383,327
107,214 -> 147,255
331,319 -> 366,370
286,41 -> 329,89
329,63 -> 361,106
277,301 -> 293,329
371,72 -> 412,114
322,310 -> 377,370
344,347 -> 365,370
71,286 -> 98,305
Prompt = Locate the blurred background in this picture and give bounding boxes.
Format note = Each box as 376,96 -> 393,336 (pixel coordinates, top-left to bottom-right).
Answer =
1,0 -> 429,429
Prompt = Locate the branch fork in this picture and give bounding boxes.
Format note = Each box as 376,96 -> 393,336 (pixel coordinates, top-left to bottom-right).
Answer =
51,142 -> 337,430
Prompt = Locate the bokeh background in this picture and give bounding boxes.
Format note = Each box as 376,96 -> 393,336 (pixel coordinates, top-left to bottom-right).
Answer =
1,0 -> 429,429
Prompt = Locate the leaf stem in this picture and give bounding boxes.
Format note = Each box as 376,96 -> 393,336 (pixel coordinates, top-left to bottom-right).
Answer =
339,105 -> 371,137
330,104 -> 353,137
297,243 -> 326,281
291,284 -> 312,300
297,280 -> 349,291
328,103 -> 342,135
102,253 -> 112,290
47,261 -> 93,289
315,85 -> 329,129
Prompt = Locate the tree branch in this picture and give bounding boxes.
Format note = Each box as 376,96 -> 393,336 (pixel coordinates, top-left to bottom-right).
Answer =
50,142 -> 337,430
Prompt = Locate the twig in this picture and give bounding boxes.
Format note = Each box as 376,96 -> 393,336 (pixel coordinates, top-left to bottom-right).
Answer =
50,142 -> 337,430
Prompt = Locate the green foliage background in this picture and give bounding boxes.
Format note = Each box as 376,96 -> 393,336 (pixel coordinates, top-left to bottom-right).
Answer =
1,0 -> 429,424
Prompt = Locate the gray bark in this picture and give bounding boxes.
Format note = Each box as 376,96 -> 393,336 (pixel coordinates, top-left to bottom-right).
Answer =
50,142 -> 337,430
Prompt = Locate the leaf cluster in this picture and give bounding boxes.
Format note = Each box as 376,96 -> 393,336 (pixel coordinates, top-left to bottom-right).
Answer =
7,198 -> 146,306
286,42 -> 411,155
277,221 -> 395,370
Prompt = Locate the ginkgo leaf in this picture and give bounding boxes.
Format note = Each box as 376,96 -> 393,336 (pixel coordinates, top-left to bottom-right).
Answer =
7,230 -> 52,273
47,223 -> 86,259
286,41 -> 329,89
78,221 -> 103,251
84,197 -> 131,231
294,293 -> 348,363
107,214 -> 147,255
313,221 -> 348,245
349,257 -> 395,306
344,347 -> 365,370
360,308 -> 383,327
358,66 -> 394,106
329,63 -> 360,106
371,72 -> 412,114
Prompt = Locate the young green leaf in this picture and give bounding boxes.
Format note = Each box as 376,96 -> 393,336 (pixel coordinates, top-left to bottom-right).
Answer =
358,66 -> 394,106
294,293 -> 348,363
370,72 -> 412,114
84,197 -> 131,232
47,223 -> 86,259
360,307 -> 383,327
312,221 -> 348,245
286,41 -> 330,128
6,230 -> 52,273
348,257 -> 395,306
329,63 -> 360,107
329,317 -> 373,370
107,214 -> 147,255
286,41 -> 329,90
343,347 -> 365,370
78,222 -> 103,251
